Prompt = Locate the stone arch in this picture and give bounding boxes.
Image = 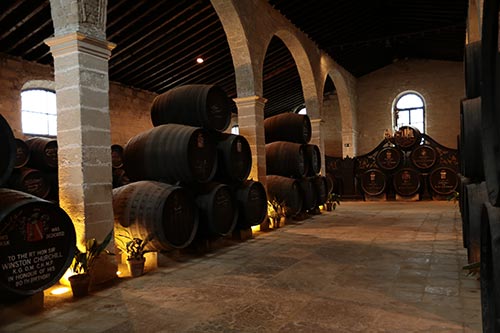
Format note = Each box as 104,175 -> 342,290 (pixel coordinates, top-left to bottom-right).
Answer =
22,79 -> 55,92
321,75 -> 343,157
391,90 -> 427,132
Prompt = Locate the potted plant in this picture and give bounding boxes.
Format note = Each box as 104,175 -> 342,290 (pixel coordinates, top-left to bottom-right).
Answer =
325,193 -> 341,211
115,227 -> 153,277
267,199 -> 286,228
69,230 -> 113,298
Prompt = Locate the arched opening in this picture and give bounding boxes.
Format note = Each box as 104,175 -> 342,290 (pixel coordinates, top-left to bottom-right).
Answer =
263,36 -> 304,118
322,75 -> 342,157
21,87 -> 57,137
393,92 -> 425,133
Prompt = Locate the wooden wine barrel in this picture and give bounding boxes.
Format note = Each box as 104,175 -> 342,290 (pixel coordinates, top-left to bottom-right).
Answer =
410,145 -> 437,170
393,168 -> 421,197
266,141 -> 307,178
376,147 -> 402,171
0,114 -> 16,187
429,167 -> 459,196
234,180 -> 268,229
8,167 -> 51,199
264,113 -> 312,144
312,175 -> 328,205
212,132 -> 252,184
194,182 -> 238,237
325,173 -> 335,195
481,0 -> 500,206
266,175 -> 303,217
464,182 -> 488,264
304,144 -> 321,176
25,137 -> 58,171
361,169 -> 387,196
111,144 -> 124,169
465,41 -> 482,99
14,138 -> 30,169
393,126 -> 422,150
460,98 -> 484,181
297,177 -> 317,211
0,188 -> 76,298
112,181 -> 199,251
123,124 -> 217,183
150,84 -> 231,131
459,175 -> 471,248
480,201 -> 500,333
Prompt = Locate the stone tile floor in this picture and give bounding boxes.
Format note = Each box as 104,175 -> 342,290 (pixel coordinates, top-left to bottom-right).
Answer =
0,201 -> 481,332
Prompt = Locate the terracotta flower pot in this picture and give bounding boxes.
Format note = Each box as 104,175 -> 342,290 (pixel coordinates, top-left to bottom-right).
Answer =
127,258 -> 145,277
68,273 -> 90,298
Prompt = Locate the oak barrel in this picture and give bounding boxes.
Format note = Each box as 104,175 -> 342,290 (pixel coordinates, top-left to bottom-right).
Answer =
123,124 -> 217,183
429,167 -> 459,196
212,132 -> 252,184
266,175 -> 303,216
25,137 -> 58,171
361,169 -> 387,196
393,126 -> 422,150
111,144 -> 124,169
234,180 -> 268,229
14,138 -> 30,169
393,168 -> 421,197
0,188 -> 76,298
0,114 -> 16,187
312,175 -> 328,205
465,41 -> 482,99
410,144 -> 437,170
304,144 -> 321,176
112,181 -> 198,251
194,182 -> 238,237
151,84 -> 231,131
264,113 -> 311,144
266,141 -> 307,178
8,167 -> 51,199
464,182 -> 488,264
376,147 -> 402,171
297,177 -> 317,211
460,97 -> 484,181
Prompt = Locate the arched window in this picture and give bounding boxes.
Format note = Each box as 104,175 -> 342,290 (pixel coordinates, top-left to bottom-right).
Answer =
393,92 -> 425,133
21,89 -> 57,136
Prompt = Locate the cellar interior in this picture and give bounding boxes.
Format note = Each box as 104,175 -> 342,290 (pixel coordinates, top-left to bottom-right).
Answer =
0,0 -> 496,332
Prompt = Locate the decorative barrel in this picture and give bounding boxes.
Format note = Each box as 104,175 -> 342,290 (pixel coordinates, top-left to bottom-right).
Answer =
312,175 -> 328,205
304,144 -> 321,176
0,114 -> 16,187
8,168 -> 51,199
460,98 -> 484,182
410,144 -> 437,170
264,113 -> 312,144
194,182 -> 238,237
393,126 -> 422,150
266,141 -> 307,178
234,180 -> 268,229
464,182 -> 488,265
480,201 -> 500,333
0,188 -> 76,298
212,132 -> 252,184
112,168 -> 130,189
14,138 -> 30,169
111,144 -> 124,169
266,175 -> 303,217
297,177 -> 317,212
361,169 -> 387,196
429,167 -> 459,196
150,84 -> 231,131
112,181 -> 198,251
393,168 -> 421,197
25,137 -> 58,171
376,147 -> 402,171
465,41 -> 481,99
123,124 -> 217,183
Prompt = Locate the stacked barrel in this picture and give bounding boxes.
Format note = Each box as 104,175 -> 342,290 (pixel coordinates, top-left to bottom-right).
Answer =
264,113 -> 328,218
460,4 -> 500,330
0,114 -> 76,300
114,85 -> 267,252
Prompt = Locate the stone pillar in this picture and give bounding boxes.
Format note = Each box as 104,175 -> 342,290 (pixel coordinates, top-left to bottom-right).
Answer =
234,95 -> 267,186
342,129 -> 358,157
310,118 -> 326,175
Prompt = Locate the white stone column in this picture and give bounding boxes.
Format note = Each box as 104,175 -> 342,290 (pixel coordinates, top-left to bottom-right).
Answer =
342,129 -> 358,157
310,118 -> 326,175
45,33 -> 115,253
234,95 -> 267,186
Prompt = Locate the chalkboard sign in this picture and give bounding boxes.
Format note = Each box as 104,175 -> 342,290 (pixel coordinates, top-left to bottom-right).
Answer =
376,147 -> 402,171
393,168 -> 420,196
0,189 -> 76,297
429,167 -> 459,195
410,145 -> 437,170
361,169 -> 386,196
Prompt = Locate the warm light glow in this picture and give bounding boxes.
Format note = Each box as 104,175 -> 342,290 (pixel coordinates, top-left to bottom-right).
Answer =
50,286 -> 70,295
116,270 -> 122,276
251,225 -> 260,232
196,57 -> 204,64
59,267 -> 76,286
